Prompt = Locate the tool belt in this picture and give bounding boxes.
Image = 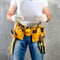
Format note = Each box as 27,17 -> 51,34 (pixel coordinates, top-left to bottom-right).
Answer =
12,22 -> 46,42
10,22 -> 46,55
12,22 -> 45,42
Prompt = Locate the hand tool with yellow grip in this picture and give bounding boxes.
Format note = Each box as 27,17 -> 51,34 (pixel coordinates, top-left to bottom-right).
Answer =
38,26 -> 45,54
9,30 -> 16,55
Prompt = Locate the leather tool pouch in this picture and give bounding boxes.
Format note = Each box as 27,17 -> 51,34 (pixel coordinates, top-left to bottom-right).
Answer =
14,23 -> 24,40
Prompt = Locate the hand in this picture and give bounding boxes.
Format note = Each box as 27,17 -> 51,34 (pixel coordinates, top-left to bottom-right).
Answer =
35,14 -> 48,23
11,15 -> 24,22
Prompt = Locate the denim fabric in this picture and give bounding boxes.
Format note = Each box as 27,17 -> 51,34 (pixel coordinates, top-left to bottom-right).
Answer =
12,36 -> 44,60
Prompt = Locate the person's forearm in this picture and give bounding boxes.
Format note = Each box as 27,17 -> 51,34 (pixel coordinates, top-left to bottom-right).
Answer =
7,13 -> 12,22
46,14 -> 51,22
42,6 -> 51,23
7,5 -> 17,22
43,12 -> 51,23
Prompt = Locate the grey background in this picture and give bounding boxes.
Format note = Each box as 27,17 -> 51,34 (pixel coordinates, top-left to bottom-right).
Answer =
0,0 -> 60,60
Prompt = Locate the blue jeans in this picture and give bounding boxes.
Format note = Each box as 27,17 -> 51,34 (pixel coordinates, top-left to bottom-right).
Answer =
12,36 -> 44,60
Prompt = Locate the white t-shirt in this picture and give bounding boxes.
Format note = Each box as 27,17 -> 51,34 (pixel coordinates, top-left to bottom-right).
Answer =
10,0 -> 48,21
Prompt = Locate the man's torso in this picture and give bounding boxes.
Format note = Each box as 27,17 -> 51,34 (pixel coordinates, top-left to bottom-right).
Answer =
16,0 -> 44,20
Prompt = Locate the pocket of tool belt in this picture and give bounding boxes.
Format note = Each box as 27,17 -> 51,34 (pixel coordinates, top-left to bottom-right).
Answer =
14,24 -> 24,40
31,27 -> 41,42
31,25 -> 46,42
